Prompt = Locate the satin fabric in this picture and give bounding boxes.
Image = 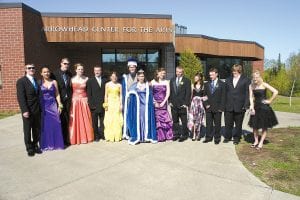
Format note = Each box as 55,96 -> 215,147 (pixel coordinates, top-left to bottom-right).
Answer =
69,81 -> 94,144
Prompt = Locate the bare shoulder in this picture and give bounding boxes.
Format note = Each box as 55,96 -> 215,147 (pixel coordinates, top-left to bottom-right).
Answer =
262,82 -> 270,87
105,81 -> 111,87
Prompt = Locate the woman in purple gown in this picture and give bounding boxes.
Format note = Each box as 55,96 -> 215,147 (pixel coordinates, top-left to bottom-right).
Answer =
39,67 -> 64,151
151,68 -> 173,142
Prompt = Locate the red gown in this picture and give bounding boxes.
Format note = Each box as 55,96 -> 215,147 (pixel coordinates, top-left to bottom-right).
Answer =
69,80 -> 94,144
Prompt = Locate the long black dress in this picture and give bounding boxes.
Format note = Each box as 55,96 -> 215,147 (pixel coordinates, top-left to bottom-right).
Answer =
248,89 -> 278,129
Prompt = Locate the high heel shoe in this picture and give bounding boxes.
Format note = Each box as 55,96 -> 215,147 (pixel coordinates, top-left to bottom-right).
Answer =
192,138 -> 196,141
250,144 -> 258,148
256,145 -> 263,151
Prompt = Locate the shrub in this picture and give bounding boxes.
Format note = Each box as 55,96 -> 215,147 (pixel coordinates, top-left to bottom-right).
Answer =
179,49 -> 203,80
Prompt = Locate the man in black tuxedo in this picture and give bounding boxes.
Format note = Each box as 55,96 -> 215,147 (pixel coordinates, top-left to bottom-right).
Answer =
16,64 -> 42,156
203,68 -> 226,144
224,64 -> 251,145
87,65 -> 106,142
169,66 -> 191,142
51,58 -> 72,146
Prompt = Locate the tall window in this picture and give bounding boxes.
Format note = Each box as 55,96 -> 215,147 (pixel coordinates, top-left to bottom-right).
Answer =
102,49 -> 160,80
204,58 -> 250,79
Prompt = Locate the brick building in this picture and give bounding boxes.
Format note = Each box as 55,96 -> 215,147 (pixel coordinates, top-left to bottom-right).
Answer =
0,3 -> 264,112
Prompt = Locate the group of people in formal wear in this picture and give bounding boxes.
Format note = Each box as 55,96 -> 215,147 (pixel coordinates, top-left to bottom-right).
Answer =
16,57 -> 278,157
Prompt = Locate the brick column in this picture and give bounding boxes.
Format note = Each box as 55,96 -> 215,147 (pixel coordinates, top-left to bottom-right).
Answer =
252,60 -> 264,72
0,7 -> 25,112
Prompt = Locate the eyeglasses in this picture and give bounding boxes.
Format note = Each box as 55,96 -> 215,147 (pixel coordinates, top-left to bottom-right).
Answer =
27,67 -> 35,70
63,63 -> 70,65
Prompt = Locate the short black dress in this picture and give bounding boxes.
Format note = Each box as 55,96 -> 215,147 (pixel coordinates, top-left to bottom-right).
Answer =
248,89 -> 278,129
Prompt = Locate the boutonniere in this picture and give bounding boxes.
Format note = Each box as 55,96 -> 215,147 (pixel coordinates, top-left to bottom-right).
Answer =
215,82 -> 219,89
179,81 -> 184,86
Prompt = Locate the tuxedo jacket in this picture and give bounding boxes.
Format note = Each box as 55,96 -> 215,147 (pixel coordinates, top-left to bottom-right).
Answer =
169,76 -> 191,108
225,75 -> 251,112
203,79 -> 226,112
51,69 -> 72,102
16,76 -> 41,114
86,76 -> 106,113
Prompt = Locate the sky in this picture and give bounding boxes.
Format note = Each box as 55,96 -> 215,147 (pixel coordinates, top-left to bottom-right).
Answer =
1,0 -> 300,62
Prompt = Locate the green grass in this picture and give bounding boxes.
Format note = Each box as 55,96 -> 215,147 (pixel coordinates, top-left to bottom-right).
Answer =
272,95 -> 300,113
0,111 -> 19,119
236,128 -> 300,196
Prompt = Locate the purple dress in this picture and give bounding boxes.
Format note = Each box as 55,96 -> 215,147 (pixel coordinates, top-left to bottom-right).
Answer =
137,87 -> 147,142
153,84 -> 173,141
40,83 -> 64,151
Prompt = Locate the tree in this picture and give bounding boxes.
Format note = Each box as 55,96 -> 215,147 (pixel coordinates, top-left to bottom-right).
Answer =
286,51 -> 300,97
286,50 -> 300,106
277,53 -> 282,72
269,68 -> 292,96
179,49 -> 203,80
264,58 -> 277,70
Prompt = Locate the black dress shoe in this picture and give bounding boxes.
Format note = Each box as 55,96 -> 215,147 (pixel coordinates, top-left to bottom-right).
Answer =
35,147 -> 42,154
94,137 -> 100,142
223,139 -> 230,143
64,142 -> 71,147
172,137 -> 179,141
233,141 -> 239,145
214,140 -> 220,145
27,150 -> 35,157
100,135 -> 105,140
203,139 -> 212,143
178,137 -> 187,142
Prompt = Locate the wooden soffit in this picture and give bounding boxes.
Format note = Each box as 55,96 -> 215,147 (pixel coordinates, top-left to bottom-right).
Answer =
175,34 -> 264,60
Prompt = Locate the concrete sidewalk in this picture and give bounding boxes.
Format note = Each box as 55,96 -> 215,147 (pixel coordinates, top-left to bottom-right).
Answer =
0,112 -> 299,200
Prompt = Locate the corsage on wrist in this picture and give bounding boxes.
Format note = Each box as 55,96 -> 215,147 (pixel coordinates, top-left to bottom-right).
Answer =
103,102 -> 108,109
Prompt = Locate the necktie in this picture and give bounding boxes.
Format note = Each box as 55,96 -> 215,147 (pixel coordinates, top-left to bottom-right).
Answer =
62,73 -> 67,86
32,79 -> 38,92
176,77 -> 180,87
211,80 -> 215,93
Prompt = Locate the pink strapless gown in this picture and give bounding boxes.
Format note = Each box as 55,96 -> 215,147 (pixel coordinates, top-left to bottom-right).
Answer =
69,81 -> 94,144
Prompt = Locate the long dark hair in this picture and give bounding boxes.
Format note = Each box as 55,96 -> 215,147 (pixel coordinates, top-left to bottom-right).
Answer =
194,72 -> 204,89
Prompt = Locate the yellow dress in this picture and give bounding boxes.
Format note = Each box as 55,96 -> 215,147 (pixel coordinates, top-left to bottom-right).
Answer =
104,85 -> 123,142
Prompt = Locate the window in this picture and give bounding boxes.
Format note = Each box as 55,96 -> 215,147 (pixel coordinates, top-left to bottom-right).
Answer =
205,58 -> 244,79
102,49 -> 116,63
101,49 -> 160,80
116,49 -> 146,63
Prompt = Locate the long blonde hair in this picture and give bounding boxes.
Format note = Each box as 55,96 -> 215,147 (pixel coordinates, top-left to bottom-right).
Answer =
251,70 -> 263,89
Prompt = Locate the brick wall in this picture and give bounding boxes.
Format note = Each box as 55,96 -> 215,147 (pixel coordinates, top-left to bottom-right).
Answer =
0,7 -> 25,112
0,5 -> 66,112
252,60 -> 264,72
22,7 -> 62,77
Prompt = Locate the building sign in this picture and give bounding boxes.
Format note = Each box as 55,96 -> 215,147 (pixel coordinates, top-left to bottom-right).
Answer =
41,17 -> 174,43
43,26 -> 174,33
